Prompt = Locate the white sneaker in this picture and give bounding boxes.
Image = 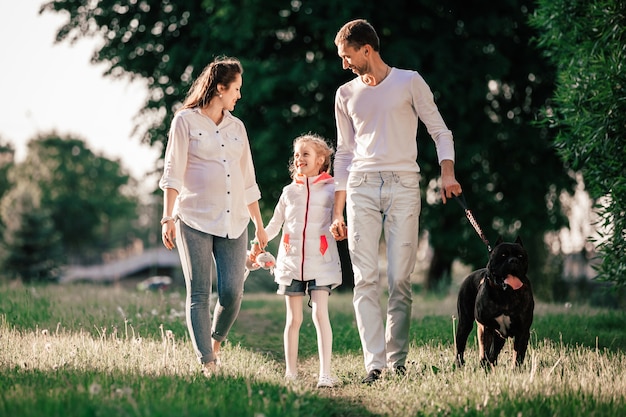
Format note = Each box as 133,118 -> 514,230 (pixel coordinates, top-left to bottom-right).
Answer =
316,374 -> 338,388
285,373 -> 298,382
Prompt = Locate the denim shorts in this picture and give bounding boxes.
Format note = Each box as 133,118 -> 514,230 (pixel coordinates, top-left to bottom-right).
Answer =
277,279 -> 332,296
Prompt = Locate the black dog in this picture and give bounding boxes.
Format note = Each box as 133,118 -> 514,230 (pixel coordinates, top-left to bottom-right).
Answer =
455,237 -> 534,368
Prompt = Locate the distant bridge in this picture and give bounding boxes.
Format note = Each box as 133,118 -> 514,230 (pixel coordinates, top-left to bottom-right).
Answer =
59,247 -> 181,283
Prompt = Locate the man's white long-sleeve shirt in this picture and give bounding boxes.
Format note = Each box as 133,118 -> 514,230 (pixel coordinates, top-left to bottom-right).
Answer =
159,108 -> 261,238
334,67 -> 455,191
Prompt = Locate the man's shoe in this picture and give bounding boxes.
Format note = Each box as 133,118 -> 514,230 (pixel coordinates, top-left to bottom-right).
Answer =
361,369 -> 382,384
394,365 -> 407,376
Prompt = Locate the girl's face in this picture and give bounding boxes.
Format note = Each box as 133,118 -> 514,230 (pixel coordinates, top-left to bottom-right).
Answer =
217,73 -> 242,111
293,142 -> 324,177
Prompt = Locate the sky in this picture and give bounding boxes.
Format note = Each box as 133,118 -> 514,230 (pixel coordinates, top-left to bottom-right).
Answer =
0,1 -> 161,181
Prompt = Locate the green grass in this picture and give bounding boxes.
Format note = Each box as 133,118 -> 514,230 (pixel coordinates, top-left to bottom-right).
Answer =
1,282 -> 625,416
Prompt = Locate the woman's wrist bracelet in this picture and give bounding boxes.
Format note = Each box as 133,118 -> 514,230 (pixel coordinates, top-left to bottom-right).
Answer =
160,216 -> 175,225
250,239 -> 259,246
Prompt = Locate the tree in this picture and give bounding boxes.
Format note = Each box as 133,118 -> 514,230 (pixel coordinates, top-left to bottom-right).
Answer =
0,139 -> 15,204
0,182 -> 63,283
42,0 -> 574,294
9,134 -> 139,262
529,0 -> 626,286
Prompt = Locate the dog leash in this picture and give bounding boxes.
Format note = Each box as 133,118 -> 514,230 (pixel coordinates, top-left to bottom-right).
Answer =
453,194 -> 492,253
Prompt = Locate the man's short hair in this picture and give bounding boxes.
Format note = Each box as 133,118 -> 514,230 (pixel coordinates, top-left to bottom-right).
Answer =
334,19 -> 380,52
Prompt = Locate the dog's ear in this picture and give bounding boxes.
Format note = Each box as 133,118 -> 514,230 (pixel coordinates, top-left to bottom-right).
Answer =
515,236 -> 523,247
495,236 -> 504,246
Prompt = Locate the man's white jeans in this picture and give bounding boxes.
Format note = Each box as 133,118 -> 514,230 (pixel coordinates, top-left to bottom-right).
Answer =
346,171 -> 421,372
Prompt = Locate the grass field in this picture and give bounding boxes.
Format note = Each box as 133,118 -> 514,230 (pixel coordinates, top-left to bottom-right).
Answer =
1,280 -> 625,417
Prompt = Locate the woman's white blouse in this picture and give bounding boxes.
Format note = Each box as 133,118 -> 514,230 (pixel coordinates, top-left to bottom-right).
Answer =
159,108 -> 261,238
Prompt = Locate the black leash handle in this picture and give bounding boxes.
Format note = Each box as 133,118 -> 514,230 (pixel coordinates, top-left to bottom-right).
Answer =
454,194 -> 492,252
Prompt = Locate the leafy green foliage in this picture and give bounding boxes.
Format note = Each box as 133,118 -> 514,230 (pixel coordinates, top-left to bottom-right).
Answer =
0,184 -> 63,282
529,0 -> 626,285
41,0 -> 575,292
0,139 -> 14,210
8,134 -> 139,262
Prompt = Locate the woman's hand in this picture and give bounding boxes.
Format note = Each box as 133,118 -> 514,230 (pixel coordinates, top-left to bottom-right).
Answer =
162,220 -> 176,250
255,227 -> 269,249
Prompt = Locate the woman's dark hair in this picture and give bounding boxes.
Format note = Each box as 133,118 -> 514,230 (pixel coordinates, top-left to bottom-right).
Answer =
180,56 -> 243,110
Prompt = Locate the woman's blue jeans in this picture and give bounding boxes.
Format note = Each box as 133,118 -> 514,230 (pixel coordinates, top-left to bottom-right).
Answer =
176,220 -> 247,364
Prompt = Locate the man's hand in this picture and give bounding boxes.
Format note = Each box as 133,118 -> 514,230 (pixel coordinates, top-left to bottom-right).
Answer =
331,190 -> 348,240
440,160 -> 462,204
330,217 -> 347,241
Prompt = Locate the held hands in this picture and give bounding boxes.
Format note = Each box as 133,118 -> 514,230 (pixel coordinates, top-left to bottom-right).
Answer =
248,226 -> 274,274
249,225 -> 268,260
255,227 -> 269,250
246,242 -> 275,275
330,216 -> 347,241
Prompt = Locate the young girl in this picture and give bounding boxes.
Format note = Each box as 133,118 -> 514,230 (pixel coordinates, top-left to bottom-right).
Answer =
253,133 -> 342,388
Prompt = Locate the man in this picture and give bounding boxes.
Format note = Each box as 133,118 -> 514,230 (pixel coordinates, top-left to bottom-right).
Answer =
330,19 -> 462,384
